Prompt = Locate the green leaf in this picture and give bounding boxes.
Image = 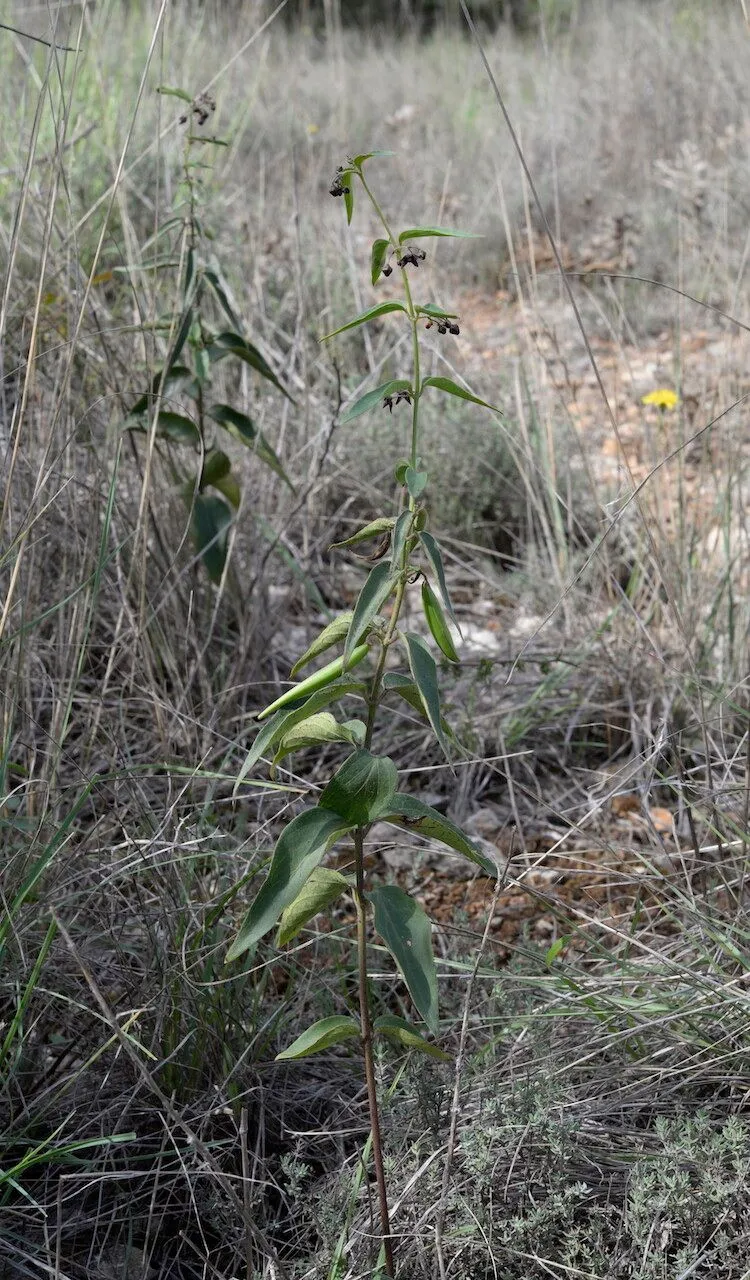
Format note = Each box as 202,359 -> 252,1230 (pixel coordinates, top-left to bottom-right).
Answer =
405,467 -> 427,499
403,632 -> 451,760
398,227 -> 479,243
183,247 -> 196,302
201,448 -> 231,489
416,304 -> 459,320
345,560 -> 394,665
257,645 -> 370,720
291,612 -> 353,677
321,302 -> 408,343
421,376 -> 499,413
390,510 -> 414,572
276,1016 -> 360,1060
207,331 -> 293,401
344,182 -> 355,225
276,867 -> 351,946
272,712 -> 365,766
319,749 -> 398,826
374,1015 -> 450,1061
380,794 -> 496,875
394,459 -> 410,486
371,238 -> 390,285
370,885 -> 438,1032
340,380 -> 411,425
211,469 -> 241,509
203,266 -> 241,329
190,493 -> 233,583
546,936 -> 569,965
128,410 -> 199,444
127,364 -> 199,417
226,808 -> 352,961
234,678 -> 368,790
169,305 -> 195,367
156,84 -> 193,104
330,519 -> 395,552
419,531 -> 460,630
352,150 -> 394,166
421,581 -> 459,662
381,673 -> 460,746
208,403 -> 294,490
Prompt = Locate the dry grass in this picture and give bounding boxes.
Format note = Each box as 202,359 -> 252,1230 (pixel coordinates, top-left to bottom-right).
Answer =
2,1 -> 750,1276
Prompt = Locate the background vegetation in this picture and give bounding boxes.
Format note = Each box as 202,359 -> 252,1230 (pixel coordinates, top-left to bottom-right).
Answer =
2,0 -> 750,1276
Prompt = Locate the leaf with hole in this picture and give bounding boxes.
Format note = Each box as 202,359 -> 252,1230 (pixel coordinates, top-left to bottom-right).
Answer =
208,403 -> 293,490
276,1016 -> 360,1060
421,376 -> 499,413
398,227 -> 479,243
370,885 -> 438,1032
403,632 -> 450,760
319,749 -> 398,827
226,808 -> 353,961
291,613 -> 353,677
345,561 -> 394,665
207,331 -> 292,400
234,678 -> 368,791
276,867 -> 351,946
371,238 -> 390,286
272,712 -> 365,767
340,381 -> 411,424
330,519 -> 395,553
419,531 -> 459,629
190,493 -> 233,584
374,1015 -> 450,1061
257,645 -> 370,721
381,794 -> 496,875
421,581 -> 459,662
321,302 -> 407,343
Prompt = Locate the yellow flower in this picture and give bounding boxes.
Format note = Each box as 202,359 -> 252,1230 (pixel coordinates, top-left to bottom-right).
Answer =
641,388 -> 679,409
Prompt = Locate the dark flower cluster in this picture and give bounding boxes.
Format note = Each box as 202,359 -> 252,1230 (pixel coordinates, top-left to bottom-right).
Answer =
383,389 -> 413,413
179,92 -> 216,128
329,167 -> 351,198
397,247 -> 426,269
425,316 -> 460,336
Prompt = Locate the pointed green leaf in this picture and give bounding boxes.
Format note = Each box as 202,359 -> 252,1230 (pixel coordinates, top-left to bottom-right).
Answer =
203,266 -> 241,329
546,936 -> 569,965
321,302 -> 408,343
352,150 -> 394,166
421,376 -> 499,413
156,84 -> 193,104
127,410 -> 199,444
374,1015 -> 450,1061
381,674 -> 460,746
390,510 -> 414,573
272,712 -> 365,766
371,238 -> 390,285
276,1016 -> 360,1060
416,304 -> 459,320
319,749 -> 398,826
226,808 -> 352,961
169,305 -> 195,367
344,183 -> 355,225
291,613 -> 353,677
201,448 -> 231,488
330,519 -> 395,552
421,581 -> 459,662
207,331 -> 293,401
210,469 -> 241,509
234,678 -> 368,791
276,867 -> 351,946
380,794 -> 496,875
398,227 -> 479,243
127,364 -> 199,417
257,644 -> 370,720
345,561 -> 394,665
190,493 -> 232,583
403,632 -> 451,760
340,380 -> 411,425
405,467 -> 428,499
208,404 -> 294,490
370,885 -> 438,1032
419,531 -> 460,630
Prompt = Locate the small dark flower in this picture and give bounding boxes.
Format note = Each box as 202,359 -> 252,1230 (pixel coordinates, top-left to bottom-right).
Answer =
425,319 -> 434,329
329,166 -> 350,198
396,247 -> 427,269
382,263 -> 393,277
383,395 -> 394,413
395,389 -> 412,407
437,323 -> 447,334
448,322 -> 460,336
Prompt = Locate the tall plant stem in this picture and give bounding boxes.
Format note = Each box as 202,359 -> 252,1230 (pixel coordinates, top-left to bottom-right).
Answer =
354,829 -> 395,1277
